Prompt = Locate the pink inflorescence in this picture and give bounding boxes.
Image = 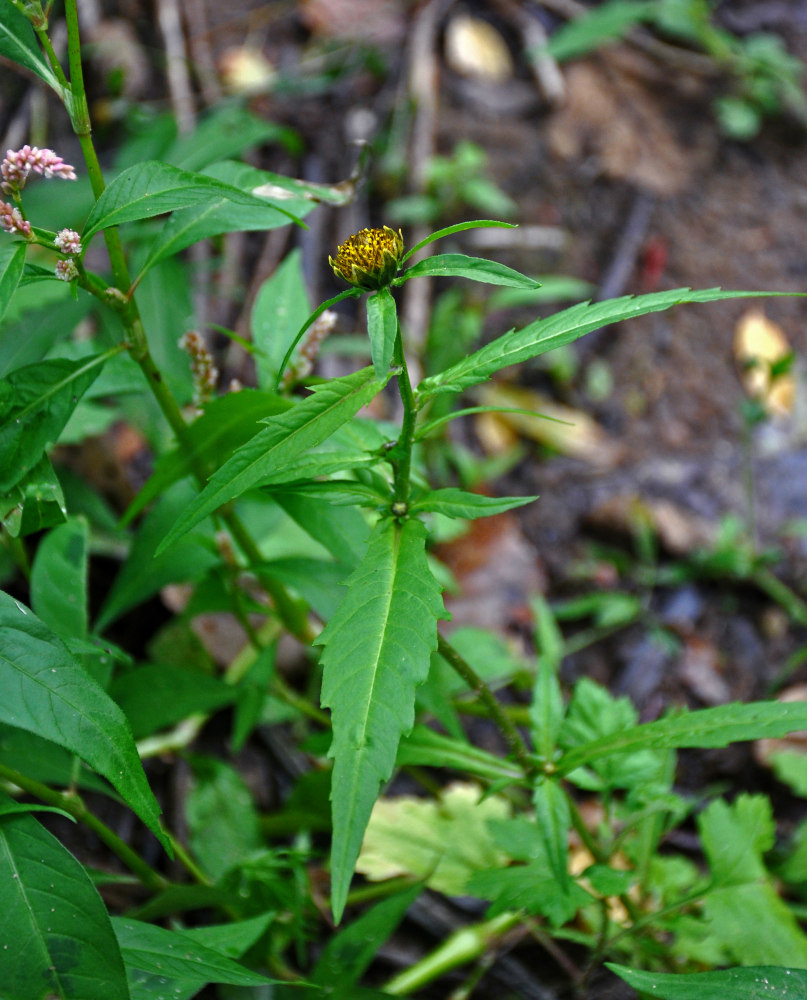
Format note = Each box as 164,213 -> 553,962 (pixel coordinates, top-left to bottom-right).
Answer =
0,200 -> 31,236
55,259 -> 78,282
1,145 -> 77,193
54,228 -> 82,255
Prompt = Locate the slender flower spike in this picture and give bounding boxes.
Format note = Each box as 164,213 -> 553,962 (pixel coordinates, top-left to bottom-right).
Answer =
329,226 -> 404,290
0,200 -> 31,236
54,228 -> 82,255
55,259 -> 78,282
1,145 -> 77,193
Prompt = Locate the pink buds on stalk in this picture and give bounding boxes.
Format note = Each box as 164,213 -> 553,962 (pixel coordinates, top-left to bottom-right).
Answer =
1,145 -> 77,193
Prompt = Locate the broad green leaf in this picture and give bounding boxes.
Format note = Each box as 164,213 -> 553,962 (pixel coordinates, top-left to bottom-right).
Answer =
0,452 -> 66,537
0,355 -> 104,492
558,698 -> 807,776
30,516 -> 88,640
255,558 -> 351,620
110,663 -> 237,739
396,253 -> 541,289
366,286 -> 398,378
0,295 -> 92,377
533,779 -> 572,894
417,289 -> 793,399
312,883 -> 422,990
0,723 -> 111,795
529,600 -> 564,759
402,220 -> 517,262
397,725 -> 524,782
700,795 -> 773,886
409,487 -> 537,519
608,963 -> 807,1000
231,642 -> 276,752
275,287 -> 364,389
133,160 -> 306,281
544,0 -> 656,61
96,481 -> 219,631
186,756 -> 262,880
356,783 -> 509,896
179,913 -> 273,958
167,105 -> 299,170
82,161 -> 295,241
0,3 -> 62,92
251,249 -> 311,388
156,367 -> 388,553
0,242 -> 25,322
0,790 -> 129,1000
112,918 -> 274,991
121,390 -> 291,526
0,592 -> 168,849
318,517 -> 446,921
274,490 -> 371,569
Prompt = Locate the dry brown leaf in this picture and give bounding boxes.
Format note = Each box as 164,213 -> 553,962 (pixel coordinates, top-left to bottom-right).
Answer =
733,308 -> 795,417
444,15 -> 514,83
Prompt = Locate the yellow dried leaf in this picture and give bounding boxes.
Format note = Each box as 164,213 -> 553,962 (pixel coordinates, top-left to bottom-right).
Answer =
444,15 -> 514,83
733,308 -> 795,416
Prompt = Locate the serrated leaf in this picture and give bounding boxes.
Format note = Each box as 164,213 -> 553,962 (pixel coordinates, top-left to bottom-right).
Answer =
533,779 -> 572,893
30,516 -> 88,640
396,253 -> 540,289
0,790 -> 130,1000
558,699 -> 807,776
366,286 -> 398,378
156,367 -> 388,553
409,487 -> 536,519
82,161 -> 295,241
318,517 -> 446,921
418,289 -> 795,399
608,963 -> 807,1000
0,356 -> 104,492
0,242 -> 25,322
0,3 -> 62,92
0,592 -> 168,850
112,918 -> 274,989
121,390 -> 291,526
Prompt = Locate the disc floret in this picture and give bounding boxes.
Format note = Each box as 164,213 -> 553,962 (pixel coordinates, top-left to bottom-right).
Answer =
329,226 -> 404,290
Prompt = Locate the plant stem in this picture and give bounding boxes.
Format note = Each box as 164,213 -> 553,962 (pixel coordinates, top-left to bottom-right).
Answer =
0,762 -> 168,891
437,635 -> 534,775
392,323 -> 417,505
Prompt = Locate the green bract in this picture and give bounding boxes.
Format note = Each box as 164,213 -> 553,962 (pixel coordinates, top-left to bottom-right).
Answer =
329,226 -> 404,290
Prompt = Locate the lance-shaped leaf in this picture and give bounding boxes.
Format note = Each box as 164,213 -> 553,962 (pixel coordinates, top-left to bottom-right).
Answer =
0,453 -> 66,538
82,161 -> 299,241
318,518 -> 446,922
0,591 -> 168,850
0,242 -> 25,322
0,791 -> 130,1000
608,963 -> 807,1000
0,3 -> 62,92
156,367 -> 388,553
395,253 -> 540,289
418,288 -> 794,399
366,286 -> 398,378
557,699 -> 807,776
409,487 -> 537,519
0,356 -> 104,493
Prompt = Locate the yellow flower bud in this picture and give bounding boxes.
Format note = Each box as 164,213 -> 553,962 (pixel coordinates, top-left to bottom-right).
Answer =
329,226 -> 404,290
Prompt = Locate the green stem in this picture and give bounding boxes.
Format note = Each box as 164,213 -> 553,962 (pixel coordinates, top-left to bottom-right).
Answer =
392,324 -> 417,505
437,634 -> 533,775
0,762 -> 167,891
34,27 -> 70,91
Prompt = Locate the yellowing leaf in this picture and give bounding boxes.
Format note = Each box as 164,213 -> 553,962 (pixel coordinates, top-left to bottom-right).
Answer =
356,783 -> 510,896
733,308 -> 794,416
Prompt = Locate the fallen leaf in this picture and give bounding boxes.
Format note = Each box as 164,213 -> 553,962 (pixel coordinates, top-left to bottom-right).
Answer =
444,15 -> 514,83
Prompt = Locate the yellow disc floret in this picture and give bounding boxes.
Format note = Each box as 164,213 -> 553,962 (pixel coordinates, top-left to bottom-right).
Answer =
329,226 -> 404,290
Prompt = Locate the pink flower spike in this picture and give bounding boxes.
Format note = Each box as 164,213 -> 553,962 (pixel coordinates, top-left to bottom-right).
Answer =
0,200 -> 31,236
1,144 -> 76,193
54,228 -> 82,255
55,259 -> 79,282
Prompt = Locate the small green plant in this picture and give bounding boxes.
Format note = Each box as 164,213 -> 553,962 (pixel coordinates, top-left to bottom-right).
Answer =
2,1 -> 807,997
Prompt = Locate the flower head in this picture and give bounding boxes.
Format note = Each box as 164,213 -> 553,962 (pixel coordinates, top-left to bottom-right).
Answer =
329,226 -> 404,290
55,258 -> 78,282
54,228 -> 82,255
1,145 -> 77,194
0,200 -> 31,236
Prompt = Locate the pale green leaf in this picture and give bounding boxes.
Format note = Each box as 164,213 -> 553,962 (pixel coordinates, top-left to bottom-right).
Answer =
0,453 -> 66,538
0,242 -> 25,322
367,286 -> 398,378
608,963 -> 807,1000
0,791 -> 130,1000
251,249 -> 311,388
156,367 -> 388,553
318,517 -> 446,920
417,289 -> 795,399
0,592 -> 168,849
409,487 -> 536,519
396,253 -> 540,289
558,699 -> 807,776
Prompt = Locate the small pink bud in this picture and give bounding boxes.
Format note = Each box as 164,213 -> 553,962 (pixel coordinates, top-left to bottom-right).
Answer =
1,144 -> 77,193
55,258 -> 78,281
0,200 -> 31,236
54,228 -> 82,255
